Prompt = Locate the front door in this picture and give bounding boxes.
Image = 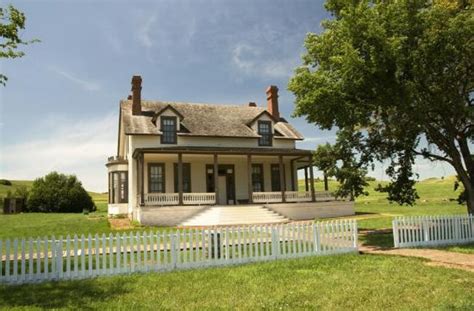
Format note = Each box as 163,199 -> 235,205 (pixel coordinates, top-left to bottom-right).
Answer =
218,175 -> 227,205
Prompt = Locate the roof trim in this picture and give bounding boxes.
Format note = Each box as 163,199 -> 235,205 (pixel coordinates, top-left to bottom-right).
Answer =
132,146 -> 312,158
151,105 -> 185,124
246,110 -> 279,126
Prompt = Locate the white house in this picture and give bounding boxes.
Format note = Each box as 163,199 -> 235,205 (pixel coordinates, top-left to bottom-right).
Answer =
106,76 -> 354,226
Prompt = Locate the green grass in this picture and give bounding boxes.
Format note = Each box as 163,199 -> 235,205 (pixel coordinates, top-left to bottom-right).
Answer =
437,243 -> 474,254
0,254 -> 472,310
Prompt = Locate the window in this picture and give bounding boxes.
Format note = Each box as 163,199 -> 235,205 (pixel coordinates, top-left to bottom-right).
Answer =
252,164 -> 264,192
174,163 -> 191,193
271,164 -> 281,191
108,171 -> 128,203
149,164 -> 165,193
258,121 -> 272,146
161,116 -> 177,144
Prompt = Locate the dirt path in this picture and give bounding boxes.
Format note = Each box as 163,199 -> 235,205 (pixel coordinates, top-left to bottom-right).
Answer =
360,244 -> 474,272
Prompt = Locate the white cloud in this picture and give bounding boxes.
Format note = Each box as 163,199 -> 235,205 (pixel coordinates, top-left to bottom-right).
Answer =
137,14 -> 157,48
0,114 -> 117,192
231,43 -> 298,79
50,67 -> 101,91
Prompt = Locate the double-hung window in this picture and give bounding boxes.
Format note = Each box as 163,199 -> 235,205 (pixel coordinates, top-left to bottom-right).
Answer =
252,164 -> 264,192
258,121 -> 272,146
270,164 -> 281,191
108,171 -> 128,203
149,164 -> 165,193
174,163 -> 191,193
161,116 -> 177,144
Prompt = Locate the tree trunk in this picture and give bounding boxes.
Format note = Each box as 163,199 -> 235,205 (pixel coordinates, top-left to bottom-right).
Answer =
465,181 -> 474,215
323,172 -> 329,191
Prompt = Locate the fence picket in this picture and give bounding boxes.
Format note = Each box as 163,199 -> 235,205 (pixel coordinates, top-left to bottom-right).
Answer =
1,221 -> 358,285
393,215 -> 474,248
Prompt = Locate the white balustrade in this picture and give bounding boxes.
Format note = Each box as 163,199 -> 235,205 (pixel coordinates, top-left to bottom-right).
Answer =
252,192 -> 282,203
183,193 -> 216,205
144,193 -> 179,206
285,191 -> 312,202
315,191 -> 336,201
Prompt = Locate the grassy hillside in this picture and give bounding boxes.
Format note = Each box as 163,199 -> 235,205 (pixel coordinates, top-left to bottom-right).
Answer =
0,176 -> 469,239
0,180 -> 33,198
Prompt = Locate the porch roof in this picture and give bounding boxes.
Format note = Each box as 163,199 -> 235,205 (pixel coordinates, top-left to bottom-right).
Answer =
132,146 -> 313,158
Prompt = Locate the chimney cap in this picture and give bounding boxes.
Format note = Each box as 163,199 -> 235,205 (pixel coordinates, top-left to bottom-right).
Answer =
132,75 -> 142,81
127,94 -> 132,100
248,102 -> 257,107
266,85 -> 279,93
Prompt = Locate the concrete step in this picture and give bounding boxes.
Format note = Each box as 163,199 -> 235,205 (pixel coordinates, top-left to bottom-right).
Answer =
179,205 -> 289,227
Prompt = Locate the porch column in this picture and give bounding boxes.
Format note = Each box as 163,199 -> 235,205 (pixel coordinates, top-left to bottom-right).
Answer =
140,152 -> 145,205
290,159 -> 295,191
213,154 -> 218,204
279,155 -> 286,203
178,153 -> 183,205
247,154 -> 253,204
308,156 -> 316,202
304,167 -> 309,192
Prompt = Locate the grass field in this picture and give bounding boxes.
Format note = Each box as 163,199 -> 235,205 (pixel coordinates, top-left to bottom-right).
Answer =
0,177 -> 473,310
0,254 -> 472,310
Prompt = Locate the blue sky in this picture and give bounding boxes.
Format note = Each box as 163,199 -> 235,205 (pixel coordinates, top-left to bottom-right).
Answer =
0,0 -> 454,191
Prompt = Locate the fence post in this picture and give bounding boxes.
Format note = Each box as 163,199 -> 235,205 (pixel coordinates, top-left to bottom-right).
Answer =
170,234 -> 177,269
313,224 -> 321,253
423,218 -> 429,243
56,240 -> 63,280
271,227 -> 279,259
352,220 -> 358,250
393,219 -> 399,248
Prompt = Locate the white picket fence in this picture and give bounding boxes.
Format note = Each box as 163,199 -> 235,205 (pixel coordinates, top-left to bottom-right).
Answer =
0,220 -> 358,285
393,215 -> 474,248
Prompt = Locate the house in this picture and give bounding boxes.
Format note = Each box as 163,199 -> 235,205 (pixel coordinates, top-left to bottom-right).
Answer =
106,75 -> 354,226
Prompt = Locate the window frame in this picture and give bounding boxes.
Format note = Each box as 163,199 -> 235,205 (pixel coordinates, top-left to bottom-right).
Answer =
251,164 -> 264,192
108,171 -> 128,204
148,163 -> 166,193
258,120 -> 273,146
160,116 -> 178,144
270,164 -> 282,192
173,163 -> 192,193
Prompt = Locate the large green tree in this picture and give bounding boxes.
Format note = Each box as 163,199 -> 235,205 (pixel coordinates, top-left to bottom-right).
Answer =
0,5 -> 37,85
289,0 -> 474,213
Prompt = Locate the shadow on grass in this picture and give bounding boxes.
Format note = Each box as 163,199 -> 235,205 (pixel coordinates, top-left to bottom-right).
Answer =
0,278 -> 130,309
360,232 -> 394,249
354,211 -> 379,216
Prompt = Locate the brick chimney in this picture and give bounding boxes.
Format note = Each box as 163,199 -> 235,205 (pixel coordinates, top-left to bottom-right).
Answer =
131,75 -> 142,115
266,85 -> 279,120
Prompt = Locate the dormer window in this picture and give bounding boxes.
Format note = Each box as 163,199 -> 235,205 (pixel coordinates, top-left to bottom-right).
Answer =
161,116 -> 177,144
258,120 -> 272,146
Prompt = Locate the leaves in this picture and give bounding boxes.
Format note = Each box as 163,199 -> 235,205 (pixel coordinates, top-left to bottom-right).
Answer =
289,0 -> 473,210
0,5 -> 39,86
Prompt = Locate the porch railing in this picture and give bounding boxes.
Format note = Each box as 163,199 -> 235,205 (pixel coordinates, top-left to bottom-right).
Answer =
253,192 -> 282,203
285,191 -> 312,202
144,193 -> 179,206
144,193 -> 216,206
253,191 -> 336,204
315,191 -> 336,201
183,193 -> 216,205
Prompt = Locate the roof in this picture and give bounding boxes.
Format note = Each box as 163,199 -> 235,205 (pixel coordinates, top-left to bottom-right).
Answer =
121,100 -> 304,139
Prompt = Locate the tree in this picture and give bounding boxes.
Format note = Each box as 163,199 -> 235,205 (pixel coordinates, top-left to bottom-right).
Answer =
27,172 -> 96,213
313,137 -> 369,201
313,143 -> 336,191
0,5 -> 38,85
289,0 -> 474,213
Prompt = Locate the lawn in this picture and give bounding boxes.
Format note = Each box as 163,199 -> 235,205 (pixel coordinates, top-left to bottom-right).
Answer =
0,254 -> 472,310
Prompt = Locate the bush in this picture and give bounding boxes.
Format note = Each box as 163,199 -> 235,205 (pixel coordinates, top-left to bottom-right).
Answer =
0,179 -> 12,186
27,172 -> 96,213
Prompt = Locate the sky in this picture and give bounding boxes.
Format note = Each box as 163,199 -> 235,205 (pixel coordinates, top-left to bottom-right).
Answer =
0,0 -> 454,192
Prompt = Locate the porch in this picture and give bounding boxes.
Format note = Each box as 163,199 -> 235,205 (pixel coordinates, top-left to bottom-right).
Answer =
131,147 -> 327,207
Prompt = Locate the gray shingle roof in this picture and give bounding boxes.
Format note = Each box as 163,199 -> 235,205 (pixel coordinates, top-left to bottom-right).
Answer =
121,100 -> 303,139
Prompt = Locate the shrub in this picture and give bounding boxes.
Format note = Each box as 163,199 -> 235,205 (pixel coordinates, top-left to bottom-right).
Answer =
27,172 -> 96,213
0,179 -> 12,186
